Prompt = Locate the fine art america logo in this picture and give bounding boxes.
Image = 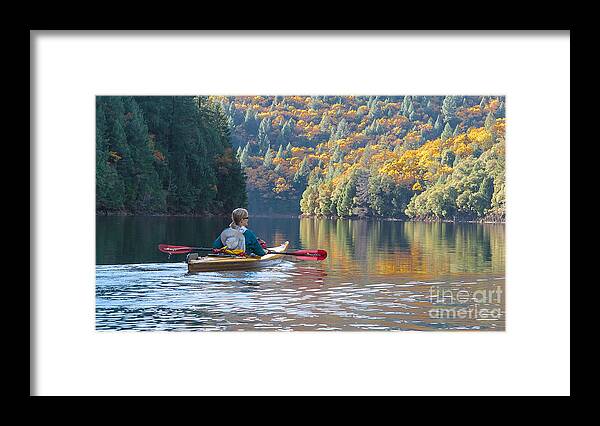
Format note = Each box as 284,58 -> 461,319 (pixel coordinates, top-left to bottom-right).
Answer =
428,285 -> 503,320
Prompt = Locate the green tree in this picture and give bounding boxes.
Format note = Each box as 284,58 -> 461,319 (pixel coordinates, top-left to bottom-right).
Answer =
300,183 -> 319,214
442,95 -> 460,126
122,97 -> 165,212
452,124 -> 461,137
433,114 -> 443,137
496,101 -> 505,118
295,156 -> 310,179
244,108 -> 259,135
239,142 -> 250,167
334,118 -> 349,139
441,123 -> 453,141
275,144 -> 284,159
331,144 -> 344,163
263,145 -> 274,167
96,99 -> 125,211
319,113 -> 331,133
352,168 -> 370,217
336,176 -> 356,217
201,98 -> 248,212
97,96 -> 247,215
258,117 -> 272,153
484,111 -> 496,132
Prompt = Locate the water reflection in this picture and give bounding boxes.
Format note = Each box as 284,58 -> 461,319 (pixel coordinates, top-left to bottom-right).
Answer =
298,218 -> 504,279
96,216 -> 504,331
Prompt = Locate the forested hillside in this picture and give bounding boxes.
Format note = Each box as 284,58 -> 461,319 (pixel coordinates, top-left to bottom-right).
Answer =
211,95 -> 505,221
96,96 -> 247,215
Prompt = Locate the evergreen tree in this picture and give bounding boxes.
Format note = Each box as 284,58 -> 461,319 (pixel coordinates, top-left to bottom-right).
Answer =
441,122 -> 453,141
228,102 -> 237,123
352,168 -> 370,217
169,96 -> 212,212
106,98 -> 135,207
258,117 -> 272,152
244,108 -> 259,135
276,144 -> 284,159
336,176 -> 356,217
425,99 -> 433,115
452,124 -> 461,137
296,156 -> 310,177
281,119 -> 292,141
122,96 -> 164,212
484,111 -> 496,132
263,145 -> 274,167
202,98 -> 248,212
244,108 -> 253,126
319,113 -> 331,133
433,114 -> 443,137
299,183 -> 318,214
442,95 -> 460,126
259,133 -> 271,155
239,142 -> 250,168
96,99 -> 125,211
331,144 -> 344,163
335,118 -> 349,139
496,101 -> 505,118
402,95 -> 411,115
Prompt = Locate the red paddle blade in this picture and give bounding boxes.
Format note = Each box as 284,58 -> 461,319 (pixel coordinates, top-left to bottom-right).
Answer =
293,255 -> 327,261
288,250 -> 327,261
158,244 -> 193,255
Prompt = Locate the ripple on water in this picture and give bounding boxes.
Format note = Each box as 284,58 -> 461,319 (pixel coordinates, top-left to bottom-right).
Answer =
96,262 -> 504,331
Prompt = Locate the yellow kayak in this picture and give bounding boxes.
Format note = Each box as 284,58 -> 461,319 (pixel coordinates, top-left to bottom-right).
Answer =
187,241 -> 289,273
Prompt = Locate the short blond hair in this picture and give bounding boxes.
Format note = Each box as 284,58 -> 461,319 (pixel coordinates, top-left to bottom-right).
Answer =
231,208 -> 248,226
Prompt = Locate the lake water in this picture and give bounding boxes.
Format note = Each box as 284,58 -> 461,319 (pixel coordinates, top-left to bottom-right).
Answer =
96,216 -> 505,331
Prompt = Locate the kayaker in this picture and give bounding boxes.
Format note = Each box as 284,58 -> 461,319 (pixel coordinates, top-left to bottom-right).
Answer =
213,208 -> 266,257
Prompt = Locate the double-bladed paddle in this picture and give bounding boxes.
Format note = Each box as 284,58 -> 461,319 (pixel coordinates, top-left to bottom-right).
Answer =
158,244 -> 213,255
158,244 -> 327,261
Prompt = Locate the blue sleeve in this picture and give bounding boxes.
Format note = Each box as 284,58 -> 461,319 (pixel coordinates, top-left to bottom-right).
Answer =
244,229 -> 266,256
213,235 -> 224,249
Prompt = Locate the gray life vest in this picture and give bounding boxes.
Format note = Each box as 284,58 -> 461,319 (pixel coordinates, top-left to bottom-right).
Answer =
220,227 -> 246,251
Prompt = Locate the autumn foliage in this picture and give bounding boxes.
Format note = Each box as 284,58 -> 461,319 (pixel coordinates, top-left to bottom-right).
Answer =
213,95 -> 505,221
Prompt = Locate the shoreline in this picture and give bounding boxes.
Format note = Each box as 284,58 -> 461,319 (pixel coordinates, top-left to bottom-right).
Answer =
299,215 -> 505,224
96,211 -> 505,223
